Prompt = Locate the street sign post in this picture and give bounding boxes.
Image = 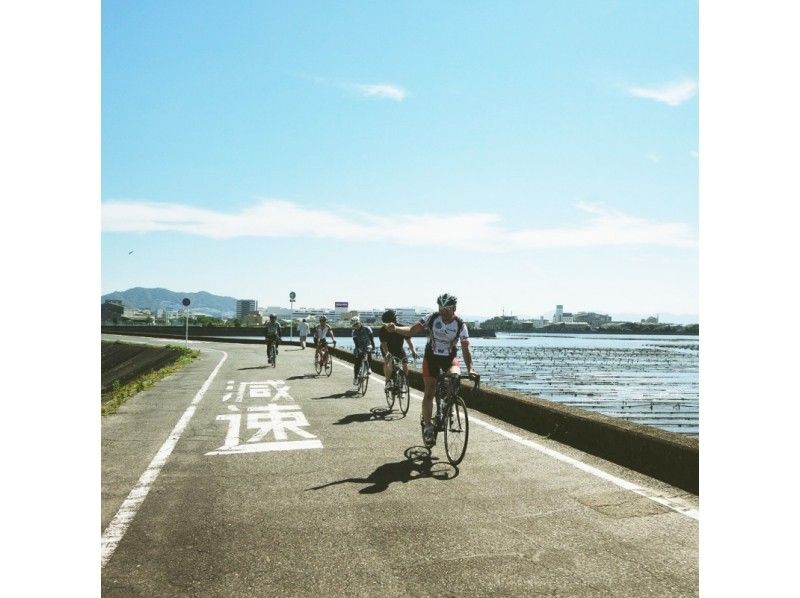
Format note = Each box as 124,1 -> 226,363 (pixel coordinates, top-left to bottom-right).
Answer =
289,292 -> 296,340
182,298 -> 191,347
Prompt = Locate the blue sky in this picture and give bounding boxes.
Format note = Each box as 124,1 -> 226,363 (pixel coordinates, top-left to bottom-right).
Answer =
101,0 -> 698,321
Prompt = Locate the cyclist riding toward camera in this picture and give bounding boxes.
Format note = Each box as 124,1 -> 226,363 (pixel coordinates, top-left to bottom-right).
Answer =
351,316 -> 376,386
379,309 -> 418,388
385,293 -> 477,447
264,314 -> 281,360
314,315 -> 336,365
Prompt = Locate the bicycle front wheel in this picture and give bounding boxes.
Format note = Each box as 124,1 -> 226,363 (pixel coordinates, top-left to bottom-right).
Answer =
384,376 -> 395,410
314,354 -> 322,375
324,354 -> 333,377
359,363 -> 369,395
397,371 -> 410,415
444,396 -> 469,465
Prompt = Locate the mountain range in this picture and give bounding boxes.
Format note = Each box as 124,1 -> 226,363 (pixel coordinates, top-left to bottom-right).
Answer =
101,287 -> 238,318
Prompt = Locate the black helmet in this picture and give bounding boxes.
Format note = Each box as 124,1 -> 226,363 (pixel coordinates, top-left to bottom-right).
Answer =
269,313 -> 277,320
436,293 -> 457,308
381,309 -> 397,323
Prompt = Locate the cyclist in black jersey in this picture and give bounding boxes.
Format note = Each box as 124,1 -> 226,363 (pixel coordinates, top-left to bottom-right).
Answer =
379,309 -> 417,389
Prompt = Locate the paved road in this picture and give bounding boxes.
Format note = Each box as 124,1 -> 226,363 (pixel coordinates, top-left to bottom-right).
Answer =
102,335 -> 698,597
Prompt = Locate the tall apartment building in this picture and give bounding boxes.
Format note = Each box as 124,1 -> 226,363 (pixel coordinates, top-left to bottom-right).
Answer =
235,299 -> 258,320
554,305 -> 564,323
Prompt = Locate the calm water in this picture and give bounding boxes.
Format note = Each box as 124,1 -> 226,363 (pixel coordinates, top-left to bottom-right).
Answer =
221,332 -> 700,437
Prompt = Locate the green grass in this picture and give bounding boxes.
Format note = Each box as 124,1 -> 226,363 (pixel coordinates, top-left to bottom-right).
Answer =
101,345 -> 200,416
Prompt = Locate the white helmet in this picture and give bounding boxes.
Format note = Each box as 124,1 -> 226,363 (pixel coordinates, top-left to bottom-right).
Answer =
351,316 -> 361,327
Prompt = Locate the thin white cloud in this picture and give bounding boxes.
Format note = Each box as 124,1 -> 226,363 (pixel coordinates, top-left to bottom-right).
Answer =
304,75 -> 408,101
102,199 -> 697,250
626,79 -> 697,106
646,153 -> 661,163
353,83 -> 407,101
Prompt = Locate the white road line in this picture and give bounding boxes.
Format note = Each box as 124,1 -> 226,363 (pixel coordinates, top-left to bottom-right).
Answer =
101,349 -> 229,568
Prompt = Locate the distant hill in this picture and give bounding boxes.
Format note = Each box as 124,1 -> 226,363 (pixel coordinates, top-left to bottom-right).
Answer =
101,287 -> 238,318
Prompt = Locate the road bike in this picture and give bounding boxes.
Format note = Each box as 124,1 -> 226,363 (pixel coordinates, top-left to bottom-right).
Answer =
266,340 -> 278,368
314,340 -> 335,377
354,348 -> 375,396
422,372 -> 480,466
384,355 -> 411,415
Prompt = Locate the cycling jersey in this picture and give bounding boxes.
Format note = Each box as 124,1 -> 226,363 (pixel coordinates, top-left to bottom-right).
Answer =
264,322 -> 281,340
379,327 -> 406,358
421,314 -> 469,357
315,324 -> 332,341
352,326 -> 375,352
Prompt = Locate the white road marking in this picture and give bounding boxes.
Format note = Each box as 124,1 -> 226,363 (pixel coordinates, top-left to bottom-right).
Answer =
101,349 -> 229,568
356,364 -> 699,521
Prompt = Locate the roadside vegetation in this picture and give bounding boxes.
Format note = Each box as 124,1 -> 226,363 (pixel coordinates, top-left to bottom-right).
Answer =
101,342 -> 199,416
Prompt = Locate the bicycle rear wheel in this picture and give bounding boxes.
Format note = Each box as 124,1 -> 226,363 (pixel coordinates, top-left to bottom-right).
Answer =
324,353 -> 333,377
397,371 -> 410,415
444,396 -> 469,465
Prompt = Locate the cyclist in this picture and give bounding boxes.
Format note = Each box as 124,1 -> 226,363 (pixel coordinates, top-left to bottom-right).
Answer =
264,314 -> 282,361
314,315 -> 336,366
351,316 -> 376,386
379,309 -> 418,389
385,293 -> 477,447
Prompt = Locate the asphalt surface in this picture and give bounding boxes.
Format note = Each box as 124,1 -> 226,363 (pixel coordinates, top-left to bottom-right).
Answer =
101,335 -> 699,597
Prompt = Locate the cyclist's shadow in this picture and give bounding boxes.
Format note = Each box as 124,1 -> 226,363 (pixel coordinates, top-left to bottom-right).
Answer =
306,447 -> 458,494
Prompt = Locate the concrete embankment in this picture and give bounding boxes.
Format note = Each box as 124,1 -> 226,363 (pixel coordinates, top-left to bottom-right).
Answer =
101,331 -> 698,493
326,344 -> 698,495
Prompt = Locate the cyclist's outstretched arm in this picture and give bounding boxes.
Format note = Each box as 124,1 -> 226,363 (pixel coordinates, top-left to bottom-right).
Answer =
461,342 -> 477,376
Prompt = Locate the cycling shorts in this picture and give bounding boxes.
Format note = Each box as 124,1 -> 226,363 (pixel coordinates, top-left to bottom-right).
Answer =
384,348 -> 408,363
422,353 -> 459,378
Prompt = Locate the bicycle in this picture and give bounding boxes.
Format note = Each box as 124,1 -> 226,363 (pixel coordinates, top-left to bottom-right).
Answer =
354,348 -> 375,396
266,339 -> 278,368
314,340 -> 335,377
422,372 -> 480,466
384,355 -> 411,415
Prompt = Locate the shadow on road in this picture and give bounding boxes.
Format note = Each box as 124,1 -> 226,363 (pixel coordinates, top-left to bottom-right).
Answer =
334,407 -> 404,424
238,365 -> 269,371
306,448 -> 458,494
312,390 -> 361,400
285,374 -> 319,381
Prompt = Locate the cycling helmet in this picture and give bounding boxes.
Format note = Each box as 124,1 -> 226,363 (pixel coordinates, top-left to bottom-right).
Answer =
319,315 -> 327,322
351,316 -> 361,327
269,313 -> 277,320
381,309 -> 397,324
437,293 -> 457,308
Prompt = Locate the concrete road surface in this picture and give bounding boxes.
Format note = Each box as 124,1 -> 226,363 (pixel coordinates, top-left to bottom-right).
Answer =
102,335 -> 698,597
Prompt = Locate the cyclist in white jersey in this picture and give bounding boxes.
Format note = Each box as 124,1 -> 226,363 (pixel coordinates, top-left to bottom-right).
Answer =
385,293 -> 477,446
314,316 -> 336,365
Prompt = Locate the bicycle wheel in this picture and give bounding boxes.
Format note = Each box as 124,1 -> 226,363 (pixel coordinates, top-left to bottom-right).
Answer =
397,371 -> 410,415
359,362 -> 369,395
384,374 -> 395,410
324,353 -> 333,377
444,396 -> 469,465
314,353 -> 322,375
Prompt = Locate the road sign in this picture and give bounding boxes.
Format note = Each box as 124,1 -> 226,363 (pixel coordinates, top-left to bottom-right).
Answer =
335,302 -> 348,309
289,291 -> 296,300
182,298 -> 191,306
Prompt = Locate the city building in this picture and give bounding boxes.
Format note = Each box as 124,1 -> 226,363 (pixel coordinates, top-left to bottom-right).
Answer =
235,299 -> 258,320
574,312 -> 612,328
554,305 -> 564,323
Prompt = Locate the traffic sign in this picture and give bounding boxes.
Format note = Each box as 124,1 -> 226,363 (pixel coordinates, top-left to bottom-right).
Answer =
182,298 -> 191,306
289,291 -> 296,300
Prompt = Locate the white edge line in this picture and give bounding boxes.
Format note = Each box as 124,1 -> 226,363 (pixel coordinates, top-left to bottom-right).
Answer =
101,348 -> 229,567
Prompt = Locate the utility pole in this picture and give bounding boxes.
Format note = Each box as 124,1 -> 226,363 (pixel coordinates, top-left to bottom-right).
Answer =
289,291 -> 296,341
